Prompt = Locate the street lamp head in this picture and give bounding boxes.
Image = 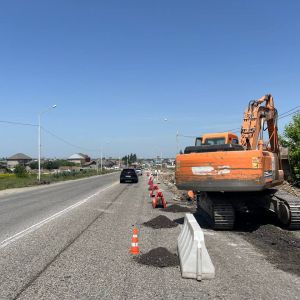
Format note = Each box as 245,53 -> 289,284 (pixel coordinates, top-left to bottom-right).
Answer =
164,118 -> 168,121
52,105 -> 57,108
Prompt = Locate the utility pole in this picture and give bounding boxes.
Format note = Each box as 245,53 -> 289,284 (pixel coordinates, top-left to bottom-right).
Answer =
161,151 -> 163,173
100,141 -> 109,173
100,150 -> 103,173
38,114 -> 41,182
38,105 -> 56,182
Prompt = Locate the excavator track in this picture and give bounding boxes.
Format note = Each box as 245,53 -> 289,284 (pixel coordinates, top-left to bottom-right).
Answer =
213,201 -> 235,230
288,199 -> 300,229
197,193 -> 235,230
272,190 -> 300,229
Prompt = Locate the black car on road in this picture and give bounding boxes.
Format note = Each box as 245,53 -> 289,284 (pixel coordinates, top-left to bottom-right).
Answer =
120,168 -> 139,183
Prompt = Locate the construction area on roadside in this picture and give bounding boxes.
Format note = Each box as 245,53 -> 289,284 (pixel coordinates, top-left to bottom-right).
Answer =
127,94 -> 300,298
127,172 -> 300,299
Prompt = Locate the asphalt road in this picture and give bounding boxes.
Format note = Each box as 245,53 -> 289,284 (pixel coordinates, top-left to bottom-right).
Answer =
0,174 -> 299,299
0,173 -> 120,247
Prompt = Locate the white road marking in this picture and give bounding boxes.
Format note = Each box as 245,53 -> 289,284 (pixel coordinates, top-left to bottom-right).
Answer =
0,181 -> 119,249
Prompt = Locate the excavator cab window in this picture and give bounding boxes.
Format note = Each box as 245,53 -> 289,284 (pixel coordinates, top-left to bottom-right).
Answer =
232,138 -> 239,144
204,138 -> 225,145
195,137 -> 202,146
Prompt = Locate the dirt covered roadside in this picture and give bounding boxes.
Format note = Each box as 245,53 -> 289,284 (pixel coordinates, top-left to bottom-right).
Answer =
279,180 -> 300,197
160,170 -> 300,277
238,224 -> 300,276
159,171 -> 188,201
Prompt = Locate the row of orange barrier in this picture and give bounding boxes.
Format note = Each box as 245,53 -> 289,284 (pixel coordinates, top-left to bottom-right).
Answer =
130,172 -> 168,256
147,174 -> 167,209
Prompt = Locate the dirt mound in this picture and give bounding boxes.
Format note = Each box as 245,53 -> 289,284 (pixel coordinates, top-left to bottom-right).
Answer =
279,181 -> 300,197
162,204 -> 193,213
143,215 -> 178,229
240,224 -> 300,276
135,247 -> 179,268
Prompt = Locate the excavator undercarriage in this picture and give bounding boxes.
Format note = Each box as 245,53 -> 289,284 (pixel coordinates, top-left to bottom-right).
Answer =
196,190 -> 300,230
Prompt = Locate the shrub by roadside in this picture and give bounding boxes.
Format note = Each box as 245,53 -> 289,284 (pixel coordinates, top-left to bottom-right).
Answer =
0,169 -> 115,191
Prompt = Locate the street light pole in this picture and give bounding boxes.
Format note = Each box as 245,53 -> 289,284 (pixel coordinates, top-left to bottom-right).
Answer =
100,149 -> 103,173
38,105 -> 57,182
38,114 -> 41,182
100,141 -> 109,173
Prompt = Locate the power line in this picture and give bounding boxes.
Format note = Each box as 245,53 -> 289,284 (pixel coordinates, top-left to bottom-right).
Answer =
278,109 -> 300,120
177,134 -> 196,139
42,127 -> 99,152
224,127 -> 240,133
0,120 -> 37,127
178,105 -> 300,139
278,105 -> 300,118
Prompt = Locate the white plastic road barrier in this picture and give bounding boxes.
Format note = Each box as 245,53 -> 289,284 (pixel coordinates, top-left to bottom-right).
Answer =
178,213 -> 215,280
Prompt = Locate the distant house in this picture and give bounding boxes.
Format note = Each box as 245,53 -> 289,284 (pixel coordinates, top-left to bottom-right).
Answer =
67,153 -> 91,166
103,160 -> 116,168
82,160 -> 97,169
7,153 -> 32,168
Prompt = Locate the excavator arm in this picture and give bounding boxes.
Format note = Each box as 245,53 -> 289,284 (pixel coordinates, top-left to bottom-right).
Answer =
240,94 -> 280,155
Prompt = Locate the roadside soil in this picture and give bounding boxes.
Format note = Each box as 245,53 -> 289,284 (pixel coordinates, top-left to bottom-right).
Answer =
162,204 -> 194,213
142,215 -> 178,229
238,224 -> 300,276
161,170 -> 300,277
134,247 -> 179,268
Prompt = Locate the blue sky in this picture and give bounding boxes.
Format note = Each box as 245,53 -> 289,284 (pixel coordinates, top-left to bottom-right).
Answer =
0,0 -> 299,158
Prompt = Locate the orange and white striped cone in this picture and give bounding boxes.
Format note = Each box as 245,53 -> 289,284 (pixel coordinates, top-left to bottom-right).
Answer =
130,228 -> 140,255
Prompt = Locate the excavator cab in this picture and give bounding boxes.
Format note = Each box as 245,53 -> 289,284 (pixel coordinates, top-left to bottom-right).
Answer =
184,133 -> 242,154
202,133 -> 239,145
195,133 -> 239,147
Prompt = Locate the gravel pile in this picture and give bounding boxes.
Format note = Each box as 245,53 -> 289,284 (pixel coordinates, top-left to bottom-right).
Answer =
142,215 -> 178,229
162,204 -> 193,213
160,172 -> 187,200
279,181 -> 300,197
240,224 -> 300,276
135,247 -> 179,268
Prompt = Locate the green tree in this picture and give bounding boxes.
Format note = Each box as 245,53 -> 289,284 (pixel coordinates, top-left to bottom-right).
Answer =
29,161 -> 38,169
43,160 -> 60,170
14,164 -> 28,177
122,153 -> 137,165
280,113 -> 300,181
56,160 -> 76,167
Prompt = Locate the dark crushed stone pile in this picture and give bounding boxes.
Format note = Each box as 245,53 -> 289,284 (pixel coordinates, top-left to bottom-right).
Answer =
162,204 -> 193,213
143,215 -> 178,229
134,247 -> 179,268
240,224 -> 300,276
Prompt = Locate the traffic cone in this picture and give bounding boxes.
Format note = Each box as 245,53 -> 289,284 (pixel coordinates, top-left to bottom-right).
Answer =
130,228 -> 140,255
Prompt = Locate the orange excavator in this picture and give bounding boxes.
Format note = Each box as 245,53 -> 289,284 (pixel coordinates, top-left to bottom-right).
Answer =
176,94 -> 300,229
